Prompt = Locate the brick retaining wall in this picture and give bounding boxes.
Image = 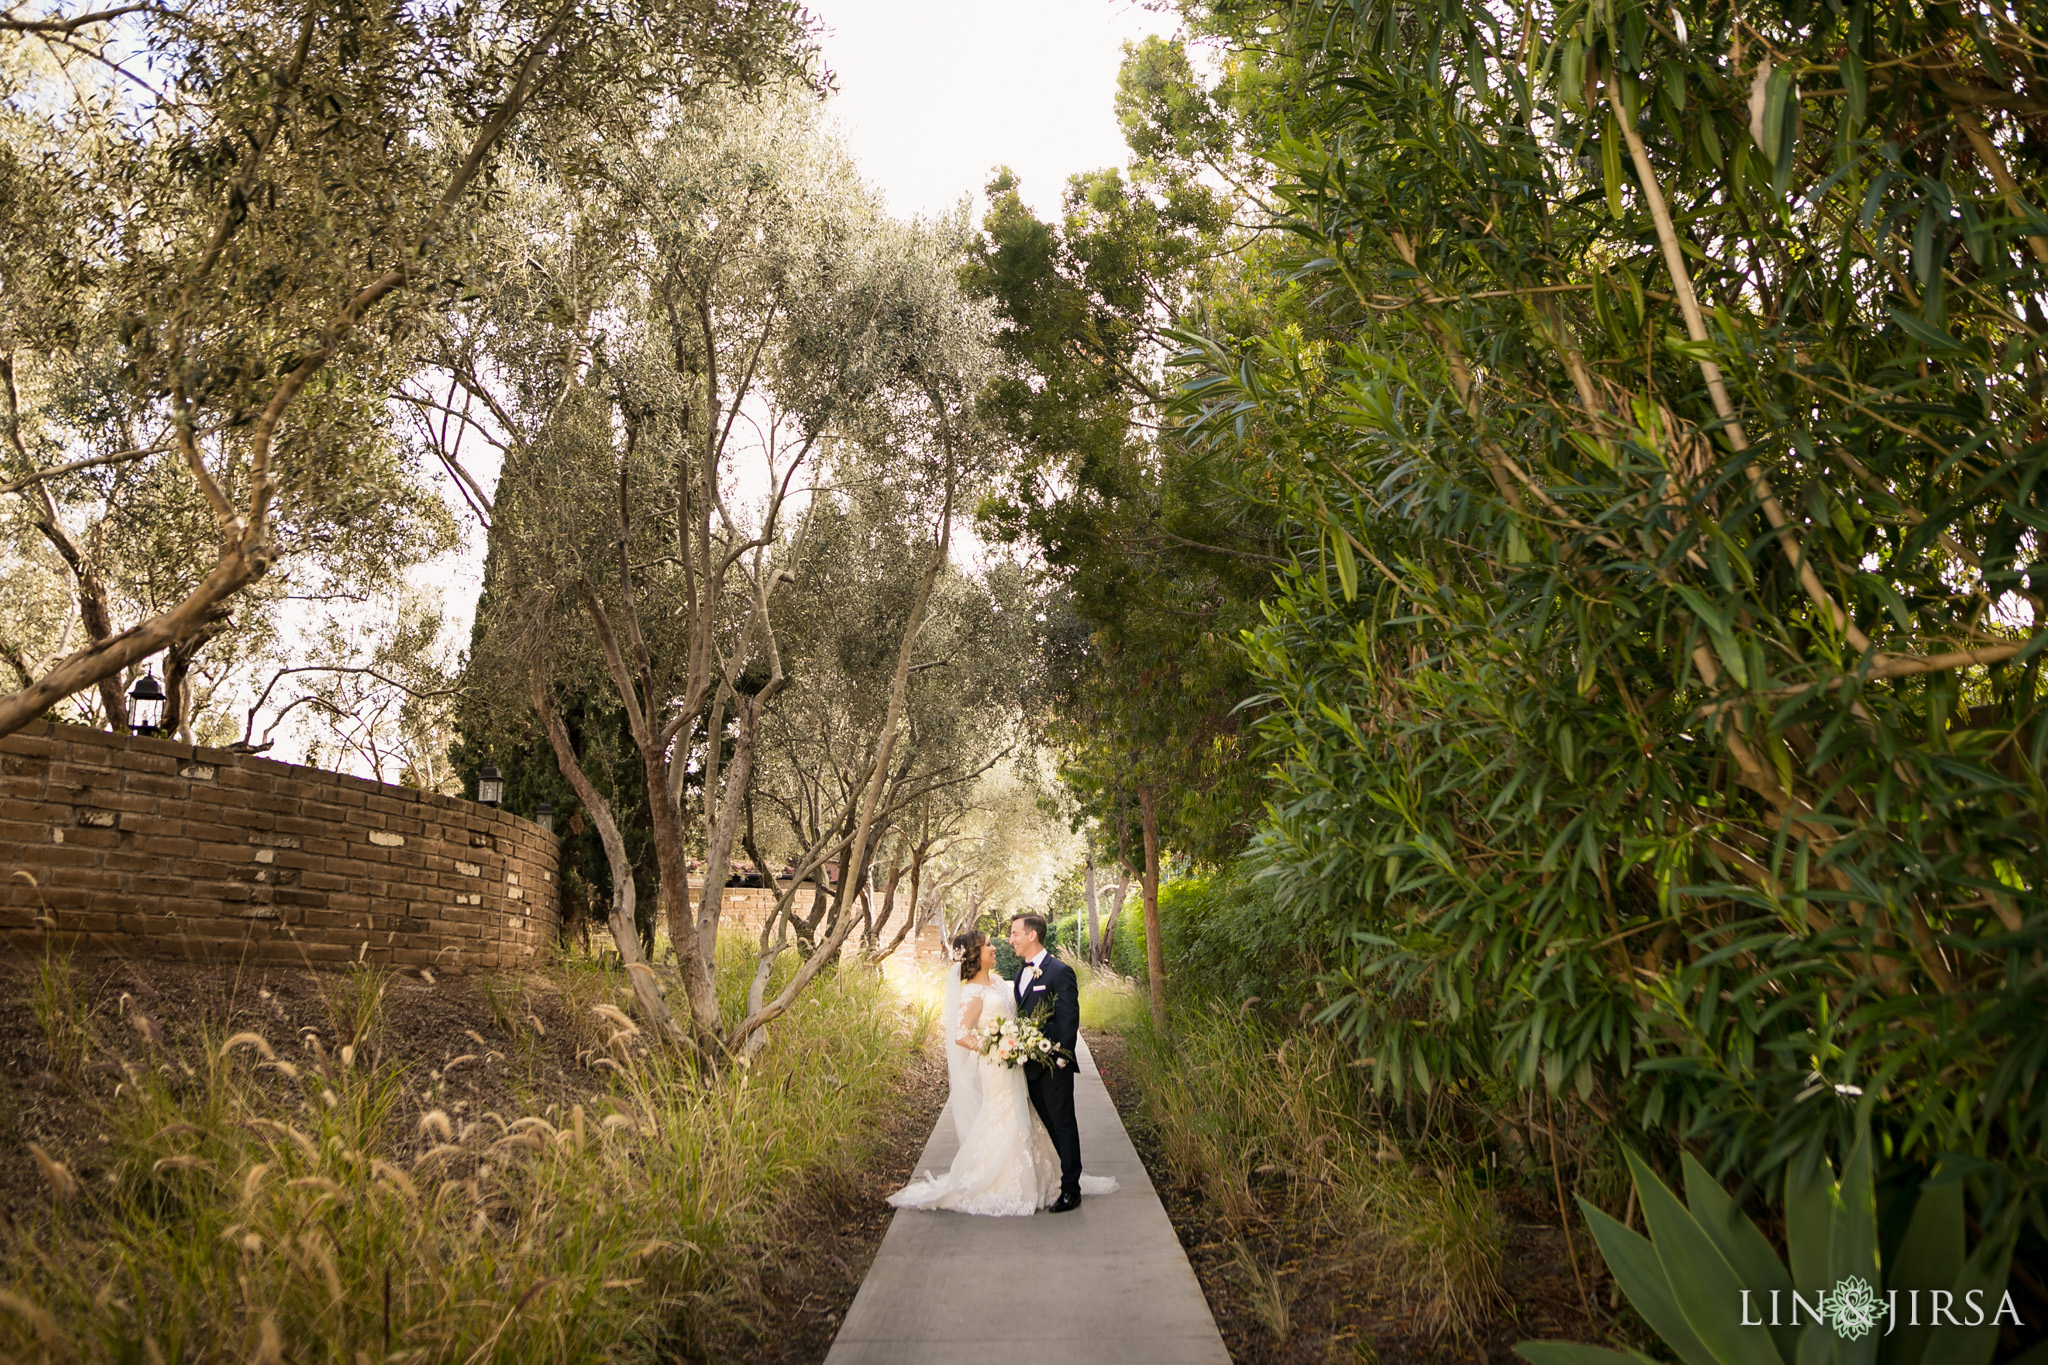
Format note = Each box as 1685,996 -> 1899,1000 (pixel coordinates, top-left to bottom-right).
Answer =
0,721 -> 560,973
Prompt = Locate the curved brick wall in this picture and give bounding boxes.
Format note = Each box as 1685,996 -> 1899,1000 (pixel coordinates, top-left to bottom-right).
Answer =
0,722 -> 559,973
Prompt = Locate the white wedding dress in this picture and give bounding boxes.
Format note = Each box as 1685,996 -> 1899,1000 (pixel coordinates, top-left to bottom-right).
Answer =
887,979 -> 1117,1217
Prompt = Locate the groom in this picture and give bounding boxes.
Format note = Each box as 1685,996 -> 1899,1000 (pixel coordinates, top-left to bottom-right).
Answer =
1008,913 -> 1083,1213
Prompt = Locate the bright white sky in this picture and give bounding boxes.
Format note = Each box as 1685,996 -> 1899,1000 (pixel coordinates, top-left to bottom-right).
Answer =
806,0 -> 1178,222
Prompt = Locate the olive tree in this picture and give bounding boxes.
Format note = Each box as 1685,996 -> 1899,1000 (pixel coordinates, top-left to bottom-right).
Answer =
0,0 -> 811,739
457,91 -> 999,1051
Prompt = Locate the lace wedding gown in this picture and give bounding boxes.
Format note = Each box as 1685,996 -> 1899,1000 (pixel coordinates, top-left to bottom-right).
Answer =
887,980 -> 1116,1217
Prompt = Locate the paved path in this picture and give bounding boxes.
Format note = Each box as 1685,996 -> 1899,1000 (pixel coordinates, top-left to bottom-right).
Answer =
824,1036 -> 1232,1365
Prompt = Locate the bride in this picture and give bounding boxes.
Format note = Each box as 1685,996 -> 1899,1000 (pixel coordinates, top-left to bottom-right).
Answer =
887,929 -> 1115,1216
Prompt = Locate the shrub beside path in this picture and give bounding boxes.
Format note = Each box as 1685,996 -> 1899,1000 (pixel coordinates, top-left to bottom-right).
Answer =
823,1034 -> 1231,1364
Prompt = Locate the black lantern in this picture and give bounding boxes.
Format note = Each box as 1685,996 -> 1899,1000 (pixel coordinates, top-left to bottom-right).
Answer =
476,764 -> 504,807
534,800 -> 554,833
129,672 -> 166,736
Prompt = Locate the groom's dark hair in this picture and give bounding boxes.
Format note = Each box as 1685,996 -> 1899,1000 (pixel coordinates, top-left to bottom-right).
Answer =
1009,912 -> 1048,947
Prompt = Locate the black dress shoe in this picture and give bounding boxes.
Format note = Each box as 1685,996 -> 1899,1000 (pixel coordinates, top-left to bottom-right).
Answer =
1048,1191 -> 1082,1213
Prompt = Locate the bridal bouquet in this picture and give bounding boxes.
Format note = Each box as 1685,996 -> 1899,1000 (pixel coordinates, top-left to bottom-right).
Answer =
971,1012 -> 1073,1071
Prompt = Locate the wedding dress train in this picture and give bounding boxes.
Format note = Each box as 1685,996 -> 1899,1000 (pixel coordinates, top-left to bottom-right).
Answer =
886,980 -> 1117,1216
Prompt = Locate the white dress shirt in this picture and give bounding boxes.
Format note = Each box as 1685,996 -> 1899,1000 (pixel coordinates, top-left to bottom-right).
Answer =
1019,948 -> 1048,997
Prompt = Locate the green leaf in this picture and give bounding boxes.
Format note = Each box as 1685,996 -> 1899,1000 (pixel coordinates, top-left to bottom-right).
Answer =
1630,1149 -> 1782,1365
1868,578 -> 1911,633
1663,60 -> 1687,112
1603,118 -> 1626,219
1561,35 -> 1586,108
1830,1128 -> 1879,1365
1914,1212 -> 2017,1365
1883,1178 -> 1963,1365
1888,308 -> 1966,353
1842,46 -> 1866,126
1578,1199 -> 1723,1365
1675,587 -> 1749,688
1759,63 -> 1795,167
1784,1152 -> 1835,1300
1681,1154 -> 1796,1365
1333,529 -> 1359,601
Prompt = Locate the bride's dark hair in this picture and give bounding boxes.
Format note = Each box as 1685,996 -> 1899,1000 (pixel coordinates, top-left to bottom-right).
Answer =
952,930 -> 987,982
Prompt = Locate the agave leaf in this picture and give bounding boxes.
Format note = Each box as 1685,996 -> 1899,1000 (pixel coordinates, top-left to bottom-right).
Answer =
1796,1327 -> 1834,1365
1784,1150 -> 1835,1298
1681,1155 -> 1797,1363
1881,1177 -> 1963,1365
1579,1200 -> 1722,1365
1626,1150 -> 1780,1364
1830,1128 -> 1880,1365
1914,1210 -> 2018,1365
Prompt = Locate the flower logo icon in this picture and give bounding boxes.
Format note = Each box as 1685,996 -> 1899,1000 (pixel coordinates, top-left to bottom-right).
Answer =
1828,1276 -> 1882,1340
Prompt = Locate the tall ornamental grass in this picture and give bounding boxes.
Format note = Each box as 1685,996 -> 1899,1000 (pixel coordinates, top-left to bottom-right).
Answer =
1120,1001 -> 1504,1343
3,941 -> 927,1362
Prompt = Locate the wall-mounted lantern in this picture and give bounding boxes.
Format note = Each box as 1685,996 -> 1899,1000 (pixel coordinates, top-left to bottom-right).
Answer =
534,800 -> 554,833
129,672 -> 166,736
476,764 -> 504,807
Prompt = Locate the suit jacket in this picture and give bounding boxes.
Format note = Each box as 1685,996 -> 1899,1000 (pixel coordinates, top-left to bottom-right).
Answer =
1014,952 -> 1079,1054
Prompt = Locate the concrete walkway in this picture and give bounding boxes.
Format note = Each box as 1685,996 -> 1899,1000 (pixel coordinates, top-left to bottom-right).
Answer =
824,1036 -> 1232,1365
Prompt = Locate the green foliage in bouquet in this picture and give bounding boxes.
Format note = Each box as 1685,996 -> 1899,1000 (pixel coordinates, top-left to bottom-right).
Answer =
1517,1127 -> 2030,1365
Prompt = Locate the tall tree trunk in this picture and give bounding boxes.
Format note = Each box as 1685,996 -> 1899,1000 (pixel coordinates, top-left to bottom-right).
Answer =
1137,784 -> 1166,1031
639,741 -> 705,1013
863,855 -> 906,962
875,852 -> 923,961
534,666 -> 690,1047
1083,852 -> 1101,966
1108,868 -> 1130,956
573,572 -> 712,1041
695,701 -> 762,980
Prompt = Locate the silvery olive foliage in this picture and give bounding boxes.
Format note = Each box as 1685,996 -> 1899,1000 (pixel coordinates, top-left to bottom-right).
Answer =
453,86 -> 1010,1052
0,0 -> 812,739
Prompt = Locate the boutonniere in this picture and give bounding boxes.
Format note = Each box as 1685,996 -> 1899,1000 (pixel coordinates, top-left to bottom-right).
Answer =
1020,964 -> 1039,985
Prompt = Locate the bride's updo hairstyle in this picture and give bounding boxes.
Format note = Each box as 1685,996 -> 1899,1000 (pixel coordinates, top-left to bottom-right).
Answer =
952,930 -> 987,982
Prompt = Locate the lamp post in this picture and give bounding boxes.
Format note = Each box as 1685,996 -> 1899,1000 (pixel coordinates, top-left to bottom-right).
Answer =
534,800 -> 554,833
476,764 -> 504,807
128,672 -> 166,737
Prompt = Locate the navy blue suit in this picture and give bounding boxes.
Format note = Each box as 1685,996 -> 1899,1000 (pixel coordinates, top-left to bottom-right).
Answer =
1015,952 -> 1082,1198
